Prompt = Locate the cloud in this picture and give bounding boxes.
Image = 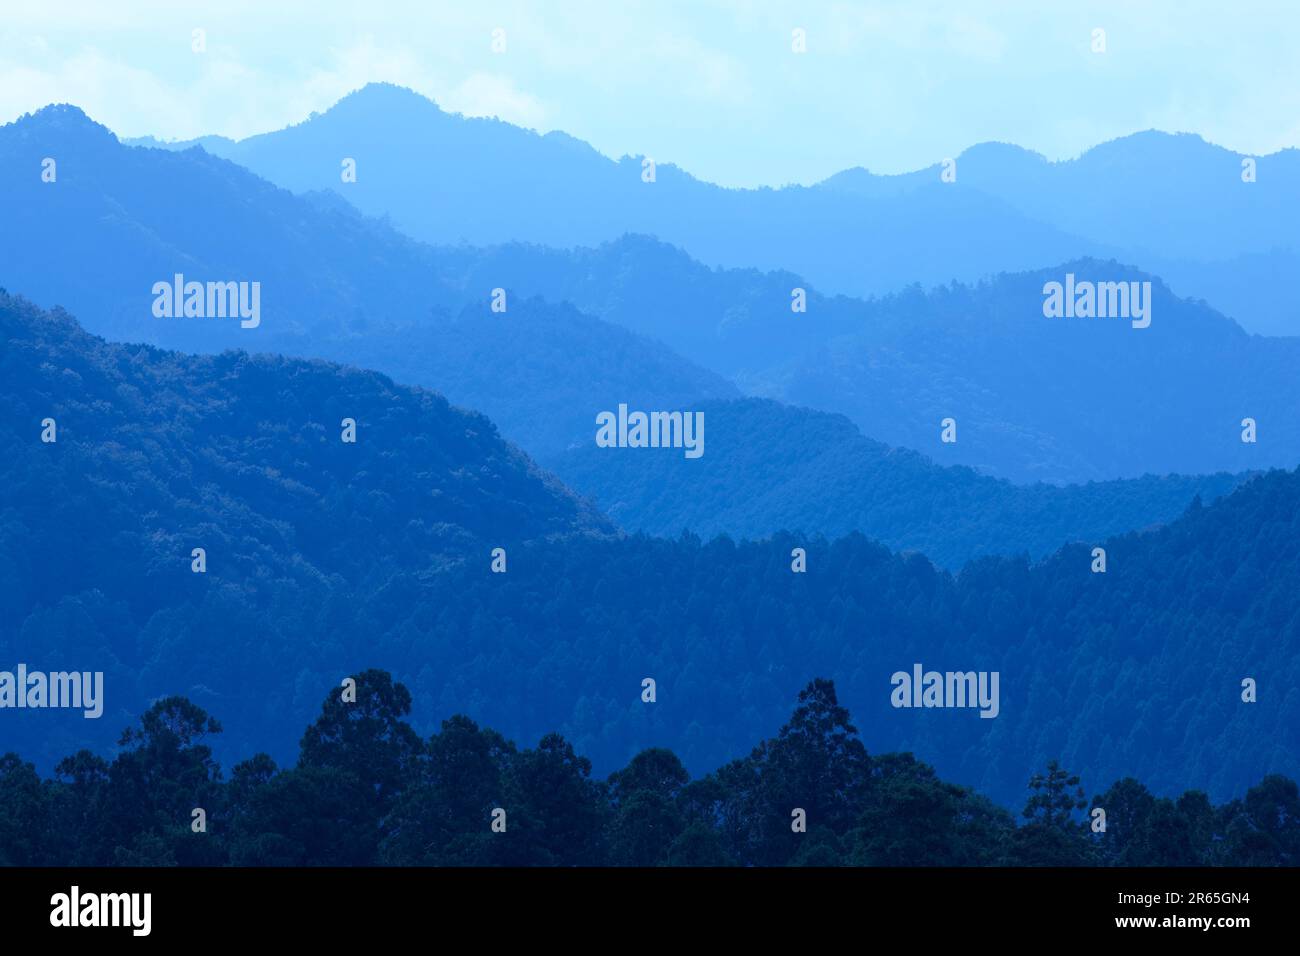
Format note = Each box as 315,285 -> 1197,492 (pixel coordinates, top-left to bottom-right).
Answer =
2,0 -> 1298,185
648,32 -> 752,105
440,72 -> 548,128
0,52 -> 201,138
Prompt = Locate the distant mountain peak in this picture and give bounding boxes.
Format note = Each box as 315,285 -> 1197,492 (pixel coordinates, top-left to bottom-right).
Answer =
325,82 -> 447,119
28,103 -> 92,122
1076,128 -> 1234,163
813,166 -> 877,187
957,140 -> 1048,165
341,80 -> 436,103
6,103 -> 118,144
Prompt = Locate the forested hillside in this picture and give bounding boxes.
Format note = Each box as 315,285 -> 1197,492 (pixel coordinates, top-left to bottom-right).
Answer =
367,469 -> 1300,806
3,295 -> 1295,805
0,105 -> 738,459
0,291 -> 611,765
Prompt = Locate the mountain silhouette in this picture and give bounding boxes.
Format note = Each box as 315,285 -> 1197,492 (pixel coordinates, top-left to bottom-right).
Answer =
131,83 -> 1300,334
442,237 -> 1300,482
0,104 -> 738,458
11,104 -> 1300,483
129,84 -> 1110,298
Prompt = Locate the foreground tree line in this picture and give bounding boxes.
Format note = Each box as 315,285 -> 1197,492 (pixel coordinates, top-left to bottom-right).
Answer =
1,671 -> 1295,867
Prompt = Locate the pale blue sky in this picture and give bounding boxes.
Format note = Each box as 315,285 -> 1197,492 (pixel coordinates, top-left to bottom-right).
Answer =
2,0 -> 1297,187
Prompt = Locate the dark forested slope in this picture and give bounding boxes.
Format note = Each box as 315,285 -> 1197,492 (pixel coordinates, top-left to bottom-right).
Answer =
4,293 -> 1294,807
0,292 -> 610,765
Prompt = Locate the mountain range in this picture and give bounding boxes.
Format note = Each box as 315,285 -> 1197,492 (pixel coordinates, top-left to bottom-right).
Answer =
3,293 -> 1296,806
454,239 -> 1300,483
131,82 -> 1300,336
4,89 -> 1299,807
7,102 -> 1300,486
0,104 -> 738,459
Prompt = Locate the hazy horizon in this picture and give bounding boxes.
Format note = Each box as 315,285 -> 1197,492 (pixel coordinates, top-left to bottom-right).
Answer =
4,0 -> 1299,187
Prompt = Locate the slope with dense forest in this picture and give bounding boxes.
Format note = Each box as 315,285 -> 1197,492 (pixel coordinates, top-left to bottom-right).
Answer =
0,291 -> 610,767
3,295 -> 1295,806
374,469 -> 1300,806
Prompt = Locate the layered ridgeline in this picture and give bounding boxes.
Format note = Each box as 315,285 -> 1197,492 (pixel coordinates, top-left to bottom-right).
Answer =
0,292 -> 611,768
459,240 -> 1300,483
0,104 -> 737,458
3,296 -> 1296,805
548,397 -> 1245,569
9,105 -> 1300,482
131,83 -> 1300,335
743,261 -> 1300,483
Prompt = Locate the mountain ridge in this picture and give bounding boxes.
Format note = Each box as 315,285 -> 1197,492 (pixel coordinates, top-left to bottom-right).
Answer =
548,396 -> 1249,569
112,83 -> 1300,339
4,290 -> 1296,806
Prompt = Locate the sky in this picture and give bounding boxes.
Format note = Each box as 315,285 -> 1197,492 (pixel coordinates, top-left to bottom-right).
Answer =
2,0 -> 1298,188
